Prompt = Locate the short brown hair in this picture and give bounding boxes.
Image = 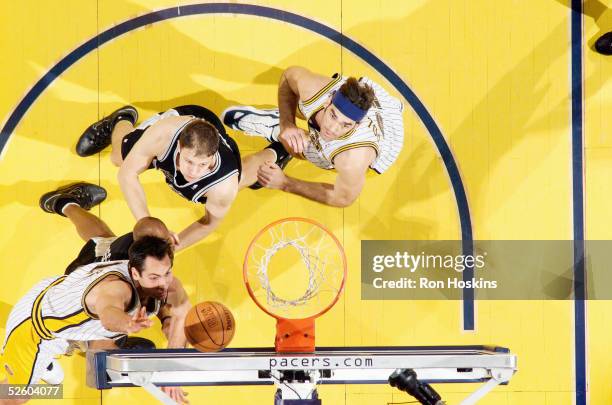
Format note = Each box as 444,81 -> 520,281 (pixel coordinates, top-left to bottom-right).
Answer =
178,119 -> 220,157
338,77 -> 375,112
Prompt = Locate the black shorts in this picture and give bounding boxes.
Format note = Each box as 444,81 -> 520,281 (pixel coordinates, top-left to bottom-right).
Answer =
120,105 -> 241,176
65,239 -> 97,275
64,233 -> 133,275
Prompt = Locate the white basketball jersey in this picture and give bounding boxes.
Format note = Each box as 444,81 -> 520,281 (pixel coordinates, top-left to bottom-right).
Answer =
34,261 -> 160,342
297,74 -> 405,174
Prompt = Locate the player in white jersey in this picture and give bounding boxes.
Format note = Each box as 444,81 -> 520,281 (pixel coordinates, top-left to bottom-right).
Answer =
0,236 -> 191,404
222,66 -> 404,207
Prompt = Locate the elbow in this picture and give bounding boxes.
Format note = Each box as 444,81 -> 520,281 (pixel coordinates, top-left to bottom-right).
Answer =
196,214 -> 210,226
282,66 -> 303,84
283,66 -> 300,76
334,200 -> 353,208
330,195 -> 356,208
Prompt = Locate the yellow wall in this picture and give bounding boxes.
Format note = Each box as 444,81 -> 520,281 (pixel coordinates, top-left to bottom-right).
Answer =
0,1 -> 609,404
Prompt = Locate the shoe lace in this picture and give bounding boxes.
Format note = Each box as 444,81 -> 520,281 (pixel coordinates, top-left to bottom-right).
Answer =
90,119 -> 113,146
69,186 -> 91,203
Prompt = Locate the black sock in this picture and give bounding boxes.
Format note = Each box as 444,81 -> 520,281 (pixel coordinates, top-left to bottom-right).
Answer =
54,197 -> 79,215
266,142 -> 290,165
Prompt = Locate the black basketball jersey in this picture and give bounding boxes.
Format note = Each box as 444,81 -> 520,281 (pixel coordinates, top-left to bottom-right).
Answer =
152,119 -> 241,204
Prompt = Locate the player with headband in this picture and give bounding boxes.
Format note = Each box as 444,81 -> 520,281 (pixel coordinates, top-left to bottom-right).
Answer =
222,66 -> 405,207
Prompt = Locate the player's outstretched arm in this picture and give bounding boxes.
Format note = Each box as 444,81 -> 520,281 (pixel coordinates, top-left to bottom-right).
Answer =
117,117 -> 182,220
158,276 -> 191,349
157,277 -> 191,404
117,136 -> 157,220
175,178 -> 238,251
257,146 -> 375,208
91,279 -> 152,333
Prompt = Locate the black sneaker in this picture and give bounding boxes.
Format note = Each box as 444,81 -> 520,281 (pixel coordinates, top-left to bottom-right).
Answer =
250,142 -> 293,190
116,336 -> 156,350
595,32 -> 612,55
76,106 -> 138,157
39,182 -> 107,216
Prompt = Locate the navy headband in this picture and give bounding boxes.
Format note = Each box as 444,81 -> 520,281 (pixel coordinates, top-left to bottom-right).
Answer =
331,91 -> 368,122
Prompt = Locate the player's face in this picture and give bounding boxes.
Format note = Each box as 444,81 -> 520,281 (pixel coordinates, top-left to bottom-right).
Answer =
319,104 -> 358,140
177,146 -> 215,182
132,255 -> 174,301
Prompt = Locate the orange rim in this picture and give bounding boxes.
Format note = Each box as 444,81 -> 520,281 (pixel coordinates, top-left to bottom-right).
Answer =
243,217 -> 347,321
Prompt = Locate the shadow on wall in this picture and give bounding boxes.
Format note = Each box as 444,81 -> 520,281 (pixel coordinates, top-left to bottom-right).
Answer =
555,0 -> 612,50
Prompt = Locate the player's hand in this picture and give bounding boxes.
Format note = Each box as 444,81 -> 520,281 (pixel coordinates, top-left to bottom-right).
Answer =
162,386 -> 189,404
126,306 -> 153,334
168,231 -> 180,250
257,162 -> 288,190
278,125 -> 309,155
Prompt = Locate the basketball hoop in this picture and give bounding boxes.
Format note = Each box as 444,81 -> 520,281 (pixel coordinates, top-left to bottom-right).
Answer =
243,217 -> 347,353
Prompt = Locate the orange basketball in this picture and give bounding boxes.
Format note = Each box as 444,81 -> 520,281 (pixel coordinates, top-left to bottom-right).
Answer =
184,301 -> 235,352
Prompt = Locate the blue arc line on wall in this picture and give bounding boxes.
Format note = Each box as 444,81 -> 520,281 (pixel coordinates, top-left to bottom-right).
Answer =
0,2 -> 475,329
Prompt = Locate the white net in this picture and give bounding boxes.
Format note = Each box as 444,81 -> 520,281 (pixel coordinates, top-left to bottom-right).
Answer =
244,218 -> 346,319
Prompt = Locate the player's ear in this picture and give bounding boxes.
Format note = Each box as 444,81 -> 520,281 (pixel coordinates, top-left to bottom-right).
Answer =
130,267 -> 140,281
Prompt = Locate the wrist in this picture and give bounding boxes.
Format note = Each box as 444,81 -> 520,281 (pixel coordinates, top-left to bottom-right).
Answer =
281,176 -> 293,192
279,121 -> 297,133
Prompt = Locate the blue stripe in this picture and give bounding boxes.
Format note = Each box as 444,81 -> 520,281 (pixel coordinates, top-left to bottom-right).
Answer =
0,2 -> 474,329
570,1 -> 586,404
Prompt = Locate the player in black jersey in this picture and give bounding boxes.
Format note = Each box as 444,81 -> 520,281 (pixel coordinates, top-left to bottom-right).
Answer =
76,105 -> 241,250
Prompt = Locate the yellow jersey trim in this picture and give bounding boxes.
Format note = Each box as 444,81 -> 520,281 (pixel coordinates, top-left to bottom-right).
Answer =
44,309 -> 91,334
31,277 -> 66,340
302,74 -> 342,107
338,127 -> 357,140
329,141 -> 379,164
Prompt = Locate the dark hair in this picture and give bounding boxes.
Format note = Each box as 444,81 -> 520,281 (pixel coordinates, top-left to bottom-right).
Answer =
128,236 -> 174,274
178,119 -> 220,157
338,77 -> 375,113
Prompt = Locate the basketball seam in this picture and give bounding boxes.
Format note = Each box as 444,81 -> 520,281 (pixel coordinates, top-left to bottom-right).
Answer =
194,302 -> 221,346
185,326 -> 215,351
184,326 -> 200,350
210,302 -> 226,345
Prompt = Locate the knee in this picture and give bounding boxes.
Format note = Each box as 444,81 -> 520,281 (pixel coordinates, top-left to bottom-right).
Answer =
110,153 -> 122,167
